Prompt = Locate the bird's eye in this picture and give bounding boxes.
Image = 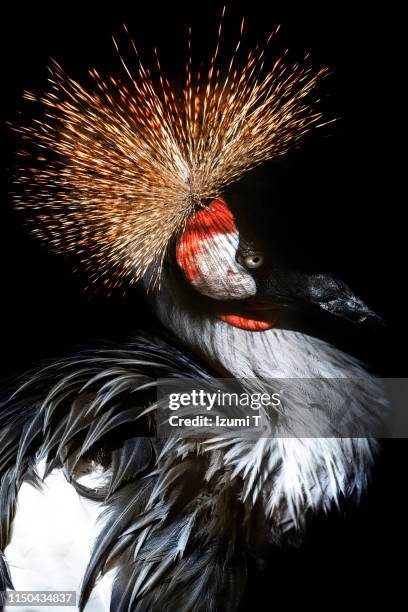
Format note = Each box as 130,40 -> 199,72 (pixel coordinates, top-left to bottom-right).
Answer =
242,254 -> 264,270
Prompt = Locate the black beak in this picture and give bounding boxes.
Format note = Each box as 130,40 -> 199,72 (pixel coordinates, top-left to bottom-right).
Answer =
258,268 -> 382,326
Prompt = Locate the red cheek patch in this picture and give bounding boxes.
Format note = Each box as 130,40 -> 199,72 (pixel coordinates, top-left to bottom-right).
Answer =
176,197 -> 236,283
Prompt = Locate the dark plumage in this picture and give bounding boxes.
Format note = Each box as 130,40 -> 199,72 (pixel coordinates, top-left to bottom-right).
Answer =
0,336 -> 216,610
0,330 -> 385,611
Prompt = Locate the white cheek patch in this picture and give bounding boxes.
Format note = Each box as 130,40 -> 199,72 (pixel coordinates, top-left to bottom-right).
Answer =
176,196 -> 257,301
188,232 -> 257,300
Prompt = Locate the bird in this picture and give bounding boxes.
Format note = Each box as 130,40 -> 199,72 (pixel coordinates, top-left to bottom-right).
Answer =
1,19 -> 388,612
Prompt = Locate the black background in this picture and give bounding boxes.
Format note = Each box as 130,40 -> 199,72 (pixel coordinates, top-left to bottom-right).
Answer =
1,2 -> 405,608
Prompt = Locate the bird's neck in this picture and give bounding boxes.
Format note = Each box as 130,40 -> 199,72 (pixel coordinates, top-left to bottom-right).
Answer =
146,274 -> 371,381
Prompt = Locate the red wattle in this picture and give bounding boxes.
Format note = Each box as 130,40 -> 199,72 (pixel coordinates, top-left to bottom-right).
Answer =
217,313 -> 278,331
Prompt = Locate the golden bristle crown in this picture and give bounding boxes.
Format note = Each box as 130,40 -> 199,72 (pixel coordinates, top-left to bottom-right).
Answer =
14,14 -> 330,291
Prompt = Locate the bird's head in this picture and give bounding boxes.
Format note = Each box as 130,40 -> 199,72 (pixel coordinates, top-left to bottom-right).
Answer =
172,165 -> 380,337
14,26 -> 382,356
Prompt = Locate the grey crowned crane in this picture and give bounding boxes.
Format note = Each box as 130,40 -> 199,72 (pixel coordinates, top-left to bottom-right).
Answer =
1,22 -> 387,612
